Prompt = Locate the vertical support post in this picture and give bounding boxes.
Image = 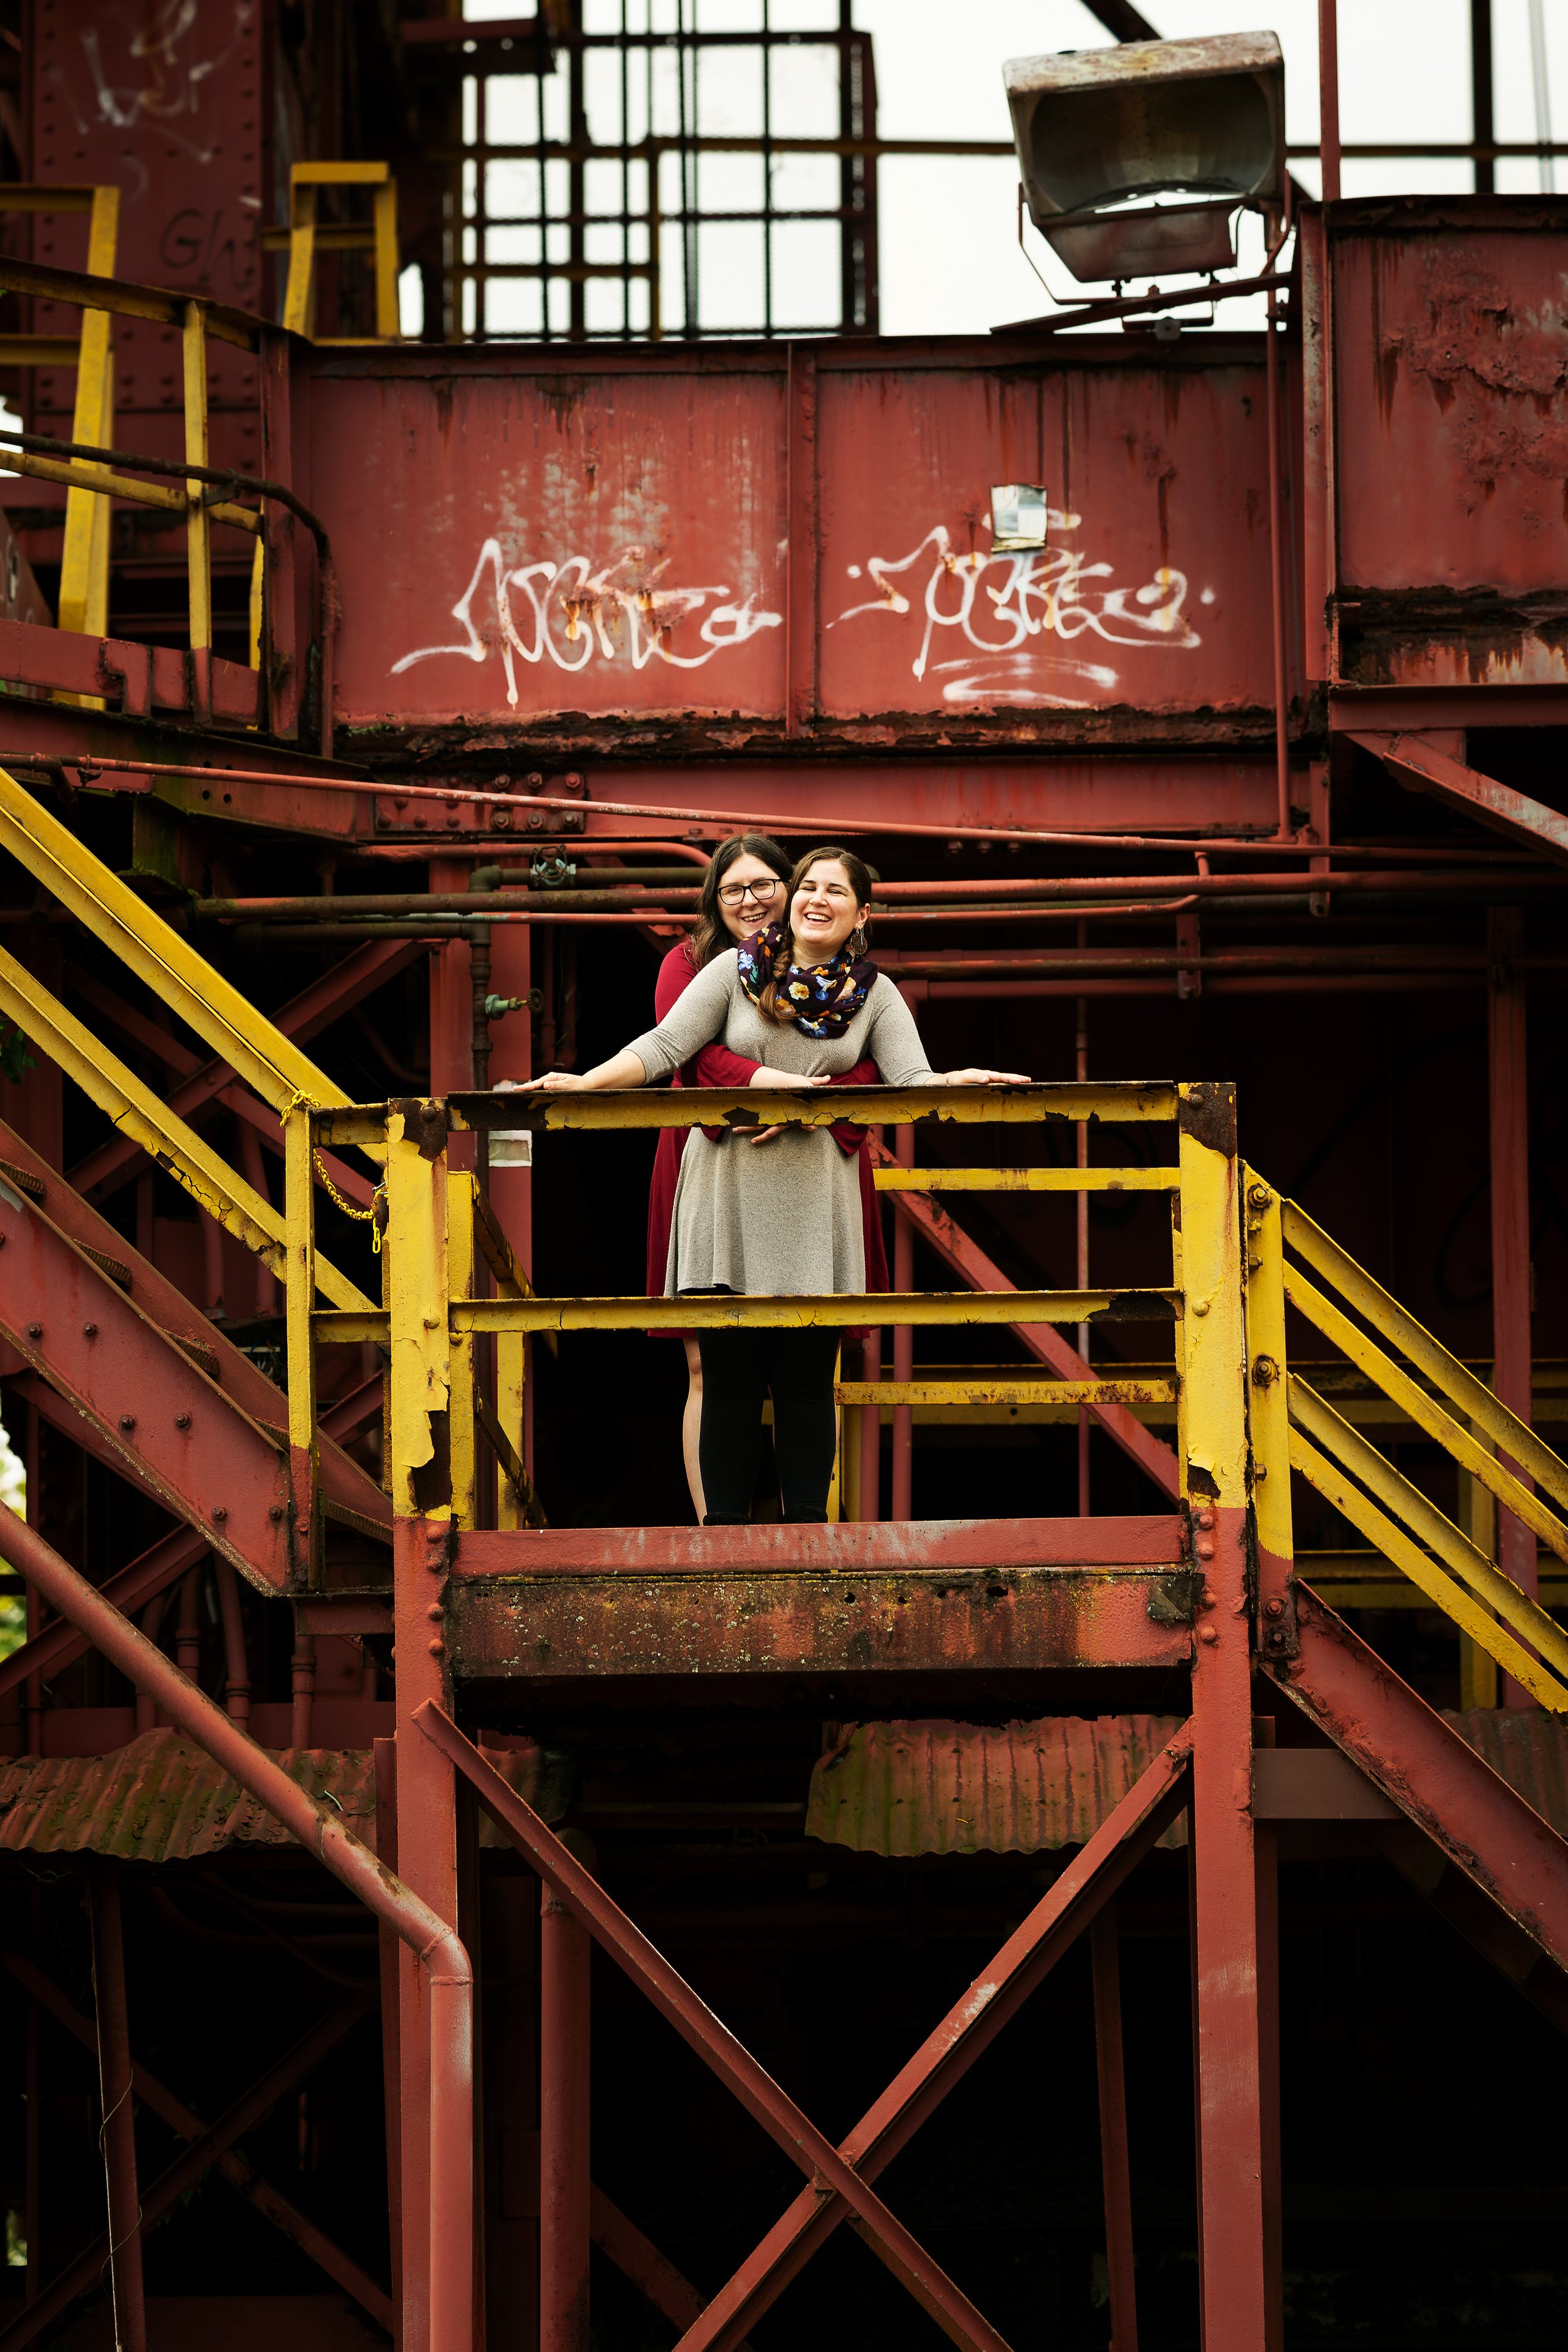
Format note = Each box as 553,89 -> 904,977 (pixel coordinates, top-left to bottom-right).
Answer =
489,919 -> 534,1476
374,1736 -> 406,2344
858,1324 -> 882,1522
1244,1173 -> 1295,1658
284,177 -> 318,338
87,1860 -> 147,2352
1254,1802 -> 1284,2352
431,859 -> 476,1174
1177,1083 -> 1268,2352
1487,907 -> 1537,1697
1471,0 -> 1495,194
374,179 -> 402,339
539,1878 -> 591,2352
181,302 -> 212,721
1076,975 -> 1091,1514
386,1099 -> 457,2352
58,185 -> 119,644
891,1123 -> 914,1519
284,1105 -> 320,1586
1317,0 -> 1342,201
291,1616 -> 317,1746
1091,1905 -> 1138,2352
448,1172 -> 479,1528
258,329 -> 301,741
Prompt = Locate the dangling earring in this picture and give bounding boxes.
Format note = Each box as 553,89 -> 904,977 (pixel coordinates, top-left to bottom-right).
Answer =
848,926 -> 868,956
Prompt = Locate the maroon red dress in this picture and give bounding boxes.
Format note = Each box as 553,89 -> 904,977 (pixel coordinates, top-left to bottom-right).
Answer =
644,942 -> 890,1303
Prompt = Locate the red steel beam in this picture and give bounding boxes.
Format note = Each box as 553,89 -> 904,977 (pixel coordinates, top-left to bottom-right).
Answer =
0,1177 -> 294,1588
418,1698 -> 1189,2352
1091,1907 -> 1138,2352
414,1700 -> 1022,2352
867,1140 -> 1180,1500
541,1885 -> 592,2352
669,1734 -> 1191,2352
1348,729 -> 1568,867
0,1961 -> 384,2346
0,1502 -> 474,2352
0,1113 -> 390,1534
1269,1585 -> 1568,1971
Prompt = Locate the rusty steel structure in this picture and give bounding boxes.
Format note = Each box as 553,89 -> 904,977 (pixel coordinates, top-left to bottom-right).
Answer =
1,3 -> 1567,2349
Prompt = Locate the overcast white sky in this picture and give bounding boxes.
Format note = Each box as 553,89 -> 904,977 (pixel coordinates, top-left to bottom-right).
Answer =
458,0 -> 1565,337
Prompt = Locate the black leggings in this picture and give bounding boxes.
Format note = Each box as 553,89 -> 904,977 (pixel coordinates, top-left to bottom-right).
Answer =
697,1327 -> 840,1522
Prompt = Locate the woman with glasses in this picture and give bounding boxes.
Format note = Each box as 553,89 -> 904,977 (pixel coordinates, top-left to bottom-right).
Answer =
646,833 -> 886,1517
522,843 -> 1026,1526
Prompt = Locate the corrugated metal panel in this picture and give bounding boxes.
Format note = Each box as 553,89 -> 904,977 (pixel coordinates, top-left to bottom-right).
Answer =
1446,1709 -> 1568,1837
0,1729 -> 569,1863
805,1717 -> 1188,1858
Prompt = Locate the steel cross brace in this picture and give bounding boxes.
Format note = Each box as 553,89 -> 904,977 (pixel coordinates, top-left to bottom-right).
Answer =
415,1700 -> 1191,2352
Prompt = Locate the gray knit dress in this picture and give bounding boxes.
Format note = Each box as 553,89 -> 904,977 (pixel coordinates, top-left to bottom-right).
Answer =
624,951 -> 936,1296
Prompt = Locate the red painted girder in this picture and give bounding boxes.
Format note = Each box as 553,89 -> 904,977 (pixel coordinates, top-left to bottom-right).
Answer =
457,1515 -> 1184,1575
1269,1585 -> 1568,1973
0,1179 -> 294,1586
68,941 -> 420,1204
0,616 -> 260,724
415,1701 -> 1017,2352
672,1731 -> 1191,2352
867,1140 -> 1181,1500
0,1113 -> 390,1536
1348,730 -> 1568,868
0,1378 -> 386,1705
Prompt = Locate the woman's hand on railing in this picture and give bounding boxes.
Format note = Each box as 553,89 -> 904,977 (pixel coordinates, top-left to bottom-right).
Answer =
746,1064 -> 832,1147
939,1067 -> 1033,1085
502,1046 -> 650,1094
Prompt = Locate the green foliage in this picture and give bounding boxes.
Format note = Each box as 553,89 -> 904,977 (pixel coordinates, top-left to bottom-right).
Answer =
0,1022 -> 34,1084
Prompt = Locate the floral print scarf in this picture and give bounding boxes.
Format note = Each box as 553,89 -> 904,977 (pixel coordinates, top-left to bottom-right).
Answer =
736,921 -> 876,1040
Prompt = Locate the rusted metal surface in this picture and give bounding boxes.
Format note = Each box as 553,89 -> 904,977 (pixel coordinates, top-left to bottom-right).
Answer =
1446,1708 -> 1568,1837
1350,729 -> 1568,866
298,338 -> 1279,751
444,1534 -> 1189,1684
1309,198 -> 1568,690
805,1715 -> 1188,1855
0,1727 -> 569,1860
1271,1586 -> 1568,1974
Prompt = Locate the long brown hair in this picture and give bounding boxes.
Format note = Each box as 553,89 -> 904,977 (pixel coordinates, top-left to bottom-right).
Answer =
757,844 -> 876,1027
686,832 -> 794,969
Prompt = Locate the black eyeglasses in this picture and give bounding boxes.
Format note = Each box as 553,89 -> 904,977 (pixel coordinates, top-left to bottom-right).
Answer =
716,877 -> 782,906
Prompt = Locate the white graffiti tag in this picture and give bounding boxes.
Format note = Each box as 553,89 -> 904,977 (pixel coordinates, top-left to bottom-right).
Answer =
391,538 -> 781,705
830,517 -> 1201,704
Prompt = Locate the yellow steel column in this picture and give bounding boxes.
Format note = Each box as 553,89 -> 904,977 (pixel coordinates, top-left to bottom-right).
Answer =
373,178 -> 401,339
1177,1083 -> 1269,2352
283,179 -> 318,339
58,184 -> 119,645
447,1172 -> 479,1528
285,1105 -> 320,1584
495,1325 -> 527,1532
181,302 -> 212,719
1243,1172 -> 1295,1665
386,1098 -> 457,2352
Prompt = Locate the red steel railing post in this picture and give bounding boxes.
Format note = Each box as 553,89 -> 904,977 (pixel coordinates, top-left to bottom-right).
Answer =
539,1879 -> 592,2352
87,1860 -> 147,2352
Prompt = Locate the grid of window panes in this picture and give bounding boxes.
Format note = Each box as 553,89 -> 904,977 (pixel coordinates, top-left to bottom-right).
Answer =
455,0 -> 877,341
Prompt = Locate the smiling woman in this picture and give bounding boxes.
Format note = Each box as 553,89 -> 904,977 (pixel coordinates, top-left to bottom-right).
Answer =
519,846 -> 1027,1524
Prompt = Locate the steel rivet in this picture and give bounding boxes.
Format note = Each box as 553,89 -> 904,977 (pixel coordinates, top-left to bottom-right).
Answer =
26,1322 -> 41,1338
212,1507 -> 227,1522
1198,1624 -> 1219,1645
1196,1538 -> 1215,1559
427,1638 -> 445,1658
1265,1599 -> 1283,1617
268,1505 -> 285,1521
119,1414 -> 136,1431
82,1322 -> 97,1337
427,1602 -> 444,1621
1195,1510 -> 1215,1530
175,1412 -> 191,1429
1190,1299 -> 1209,1317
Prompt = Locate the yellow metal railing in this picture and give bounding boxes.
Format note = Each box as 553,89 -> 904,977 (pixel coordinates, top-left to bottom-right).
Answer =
265,162 -> 401,344
297,1081 -> 1248,1545
1245,1172 -> 1568,1711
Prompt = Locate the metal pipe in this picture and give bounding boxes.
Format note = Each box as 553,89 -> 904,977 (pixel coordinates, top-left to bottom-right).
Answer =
0,1502 -> 474,2352
540,1882 -> 592,2352
1319,0 -> 1343,199
87,1860 -> 147,2352
213,1558 -> 251,1725
1264,288 -> 1292,843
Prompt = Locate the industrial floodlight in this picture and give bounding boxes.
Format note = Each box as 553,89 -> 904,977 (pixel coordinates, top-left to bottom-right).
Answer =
1004,33 -> 1285,285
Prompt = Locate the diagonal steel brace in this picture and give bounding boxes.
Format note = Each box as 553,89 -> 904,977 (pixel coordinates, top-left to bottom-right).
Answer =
414,1698 -> 1016,2352
675,1729 -> 1193,2352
